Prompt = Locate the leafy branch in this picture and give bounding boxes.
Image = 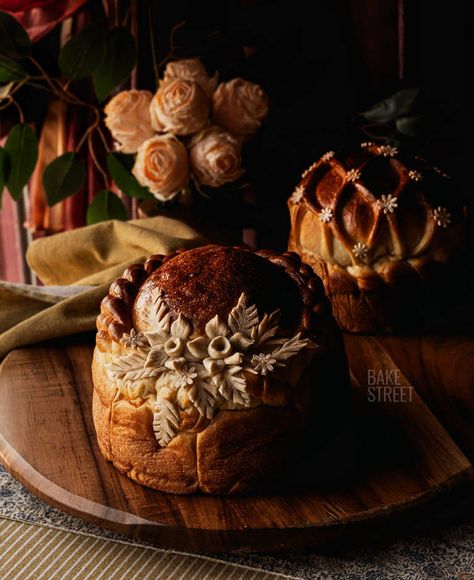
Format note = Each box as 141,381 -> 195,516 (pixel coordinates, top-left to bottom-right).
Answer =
0,9 -> 144,223
354,87 -> 437,147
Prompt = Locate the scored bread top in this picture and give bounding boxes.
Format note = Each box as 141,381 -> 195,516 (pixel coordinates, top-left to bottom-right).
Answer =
288,144 -> 466,274
97,245 -> 332,347
134,246 -> 304,334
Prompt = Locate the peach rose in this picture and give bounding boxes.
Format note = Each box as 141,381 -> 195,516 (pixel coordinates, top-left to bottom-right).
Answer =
163,58 -> 218,97
212,78 -> 269,137
189,126 -> 244,187
149,79 -> 209,135
132,135 -> 189,201
104,90 -> 155,153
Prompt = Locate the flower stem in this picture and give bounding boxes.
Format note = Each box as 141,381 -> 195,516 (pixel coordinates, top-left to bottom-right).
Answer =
96,125 -> 110,152
147,1 -> 160,84
11,99 -> 24,123
0,97 -> 25,122
156,20 -> 186,72
87,132 -> 108,187
24,56 -> 111,190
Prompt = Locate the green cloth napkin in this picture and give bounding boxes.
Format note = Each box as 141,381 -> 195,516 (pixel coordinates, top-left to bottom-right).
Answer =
0,216 -> 207,360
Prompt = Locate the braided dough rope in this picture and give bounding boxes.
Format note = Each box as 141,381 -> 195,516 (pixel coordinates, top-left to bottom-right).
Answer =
97,248 -> 334,350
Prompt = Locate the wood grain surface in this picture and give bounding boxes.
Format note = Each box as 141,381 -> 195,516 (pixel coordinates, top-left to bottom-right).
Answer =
355,334 -> 474,460
0,336 -> 472,552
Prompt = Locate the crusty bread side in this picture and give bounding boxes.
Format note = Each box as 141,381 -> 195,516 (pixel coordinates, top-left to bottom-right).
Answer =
92,347 -> 307,494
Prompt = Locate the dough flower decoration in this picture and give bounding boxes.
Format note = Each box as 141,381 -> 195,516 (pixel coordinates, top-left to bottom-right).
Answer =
408,170 -> 423,182
376,145 -> 398,157
290,185 -> 305,203
120,328 -> 149,349
376,193 -> 398,214
346,169 -> 361,183
319,208 -> 334,223
432,206 -> 451,228
352,242 -> 369,262
106,292 -> 316,446
104,58 -> 269,203
433,166 -> 451,179
321,151 -> 335,162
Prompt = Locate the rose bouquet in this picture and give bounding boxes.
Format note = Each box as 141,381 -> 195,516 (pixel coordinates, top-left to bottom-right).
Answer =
104,58 -> 269,203
0,7 -> 269,228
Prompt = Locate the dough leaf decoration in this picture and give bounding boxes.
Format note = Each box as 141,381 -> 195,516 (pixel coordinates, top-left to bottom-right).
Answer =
153,396 -> 180,447
217,367 -> 250,407
106,291 -> 317,446
268,333 -> 316,364
143,289 -> 170,331
251,309 -> 280,347
227,292 -> 259,335
144,348 -> 168,370
187,378 -> 217,419
105,351 -> 160,381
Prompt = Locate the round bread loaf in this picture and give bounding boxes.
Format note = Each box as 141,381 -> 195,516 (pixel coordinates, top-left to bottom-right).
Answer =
288,144 -> 467,333
92,245 -> 349,494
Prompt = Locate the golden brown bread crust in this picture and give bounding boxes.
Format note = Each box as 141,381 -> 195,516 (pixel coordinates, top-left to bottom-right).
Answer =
93,346 -> 305,494
288,145 -> 467,333
196,407 -> 302,494
93,245 -> 350,494
93,348 -> 199,493
97,246 -> 335,354
136,246 -> 303,333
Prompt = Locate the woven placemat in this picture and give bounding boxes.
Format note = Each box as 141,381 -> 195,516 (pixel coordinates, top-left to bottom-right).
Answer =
0,517 -> 294,580
1,466 -> 474,579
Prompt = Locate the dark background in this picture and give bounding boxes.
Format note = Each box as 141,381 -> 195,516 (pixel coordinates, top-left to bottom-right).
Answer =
5,0 -> 474,250
134,0 -> 473,248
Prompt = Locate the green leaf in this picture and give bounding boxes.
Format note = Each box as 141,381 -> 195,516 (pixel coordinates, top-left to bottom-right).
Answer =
360,88 -> 420,123
395,115 -> 427,137
43,152 -> 86,206
106,153 -> 153,199
0,56 -> 27,82
86,189 -> 128,224
92,27 -> 136,102
58,22 -> 105,81
4,124 -> 38,200
0,10 -> 31,59
0,147 -> 8,209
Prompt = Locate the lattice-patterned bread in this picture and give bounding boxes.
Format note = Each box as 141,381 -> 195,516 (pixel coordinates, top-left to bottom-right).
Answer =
92,245 -> 349,494
288,144 -> 467,333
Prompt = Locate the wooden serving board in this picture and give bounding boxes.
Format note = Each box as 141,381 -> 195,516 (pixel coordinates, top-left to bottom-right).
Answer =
0,335 -> 472,552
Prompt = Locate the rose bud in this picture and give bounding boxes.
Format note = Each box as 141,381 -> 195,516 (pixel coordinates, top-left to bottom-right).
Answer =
163,58 -> 218,97
149,79 -> 209,136
104,90 -> 155,153
212,78 -> 269,137
132,134 -> 190,201
189,126 -> 244,187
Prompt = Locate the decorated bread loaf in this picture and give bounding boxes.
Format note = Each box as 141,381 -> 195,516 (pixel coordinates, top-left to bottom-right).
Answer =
288,144 -> 467,333
92,245 -> 349,494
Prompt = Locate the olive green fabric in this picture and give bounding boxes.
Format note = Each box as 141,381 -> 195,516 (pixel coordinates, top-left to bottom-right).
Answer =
0,216 -> 207,360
